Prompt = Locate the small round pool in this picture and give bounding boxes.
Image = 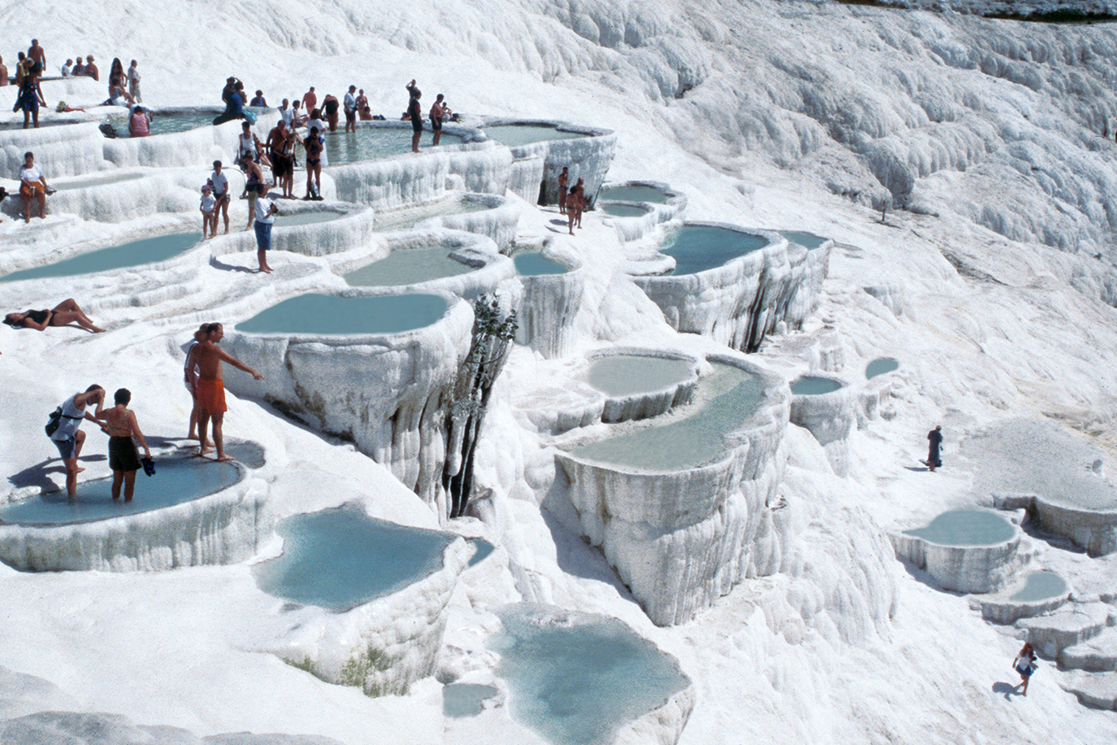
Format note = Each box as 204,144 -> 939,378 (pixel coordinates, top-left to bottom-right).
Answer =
572,361 -> 764,471
586,355 -> 694,398
0,454 -> 242,525
483,125 -> 586,147
865,358 -> 899,380
344,248 -> 477,287
320,126 -> 463,165
236,293 -> 448,335
0,231 -> 202,283
489,605 -> 688,745
902,509 -> 1016,546
1008,571 -> 1068,602
598,185 -> 669,204
780,231 -> 829,250
253,504 -> 455,611
514,252 -> 568,276
790,376 -> 844,396
660,226 -> 769,275
600,203 -> 649,218
468,537 -> 495,567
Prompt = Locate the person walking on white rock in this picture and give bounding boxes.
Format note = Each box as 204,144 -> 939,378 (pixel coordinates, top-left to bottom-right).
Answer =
924,425 -> 943,472
1013,642 -> 1037,696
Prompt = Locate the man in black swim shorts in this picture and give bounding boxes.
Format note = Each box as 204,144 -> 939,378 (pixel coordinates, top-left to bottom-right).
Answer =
406,79 -> 423,153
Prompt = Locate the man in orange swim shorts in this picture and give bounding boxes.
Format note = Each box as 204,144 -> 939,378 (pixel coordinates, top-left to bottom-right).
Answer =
186,322 -> 263,462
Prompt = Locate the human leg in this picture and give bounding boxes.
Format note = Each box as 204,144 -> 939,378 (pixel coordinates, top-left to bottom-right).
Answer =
212,411 -> 233,461
112,470 -> 124,500
198,408 -> 212,455
188,388 -> 200,439
220,198 -> 230,234
122,470 -> 137,501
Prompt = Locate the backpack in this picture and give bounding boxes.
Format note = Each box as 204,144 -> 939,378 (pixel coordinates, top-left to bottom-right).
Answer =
45,405 -> 82,438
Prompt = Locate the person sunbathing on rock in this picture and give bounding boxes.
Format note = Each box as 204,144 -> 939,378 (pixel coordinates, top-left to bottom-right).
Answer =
4,299 -> 105,333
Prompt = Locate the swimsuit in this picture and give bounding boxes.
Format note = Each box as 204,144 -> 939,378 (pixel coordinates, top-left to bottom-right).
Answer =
109,435 -> 142,472
26,309 -> 49,325
195,378 -> 227,414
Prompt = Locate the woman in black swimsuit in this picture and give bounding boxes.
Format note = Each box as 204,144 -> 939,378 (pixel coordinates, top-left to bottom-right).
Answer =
4,298 -> 105,332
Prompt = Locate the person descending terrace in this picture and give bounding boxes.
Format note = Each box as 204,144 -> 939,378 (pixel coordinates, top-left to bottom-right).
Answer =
97,388 -> 152,503
925,425 -> 943,472
47,385 -> 106,498
253,182 -> 278,274
343,85 -> 357,133
1013,642 -> 1037,696
4,299 -> 105,333
279,126 -> 301,199
18,151 -> 52,219
187,323 -> 264,462
406,79 -> 423,153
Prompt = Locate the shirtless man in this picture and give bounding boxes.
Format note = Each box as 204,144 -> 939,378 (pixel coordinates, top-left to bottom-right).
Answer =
429,93 -> 449,146
187,323 -> 263,462
301,86 -> 317,113
28,39 -> 45,74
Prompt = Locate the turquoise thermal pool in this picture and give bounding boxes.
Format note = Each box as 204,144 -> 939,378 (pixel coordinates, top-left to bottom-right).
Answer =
600,203 -> 649,218
253,504 -> 454,611
320,126 -> 463,165
0,455 -> 242,525
108,109 -> 217,138
468,538 -> 495,567
780,231 -> 828,250
865,358 -> 899,379
236,293 -> 448,335
660,226 -> 768,275
790,376 -> 844,396
343,248 -> 476,287
1008,571 -> 1068,602
372,197 -> 490,232
571,361 -> 764,471
483,125 -> 586,147
598,185 -> 669,204
513,252 -> 568,276
53,173 -> 145,191
586,355 -> 694,398
0,232 -> 202,282
272,210 -> 346,227
489,605 -> 688,745
443,684 -> 498,718
902,509 -> 1016,546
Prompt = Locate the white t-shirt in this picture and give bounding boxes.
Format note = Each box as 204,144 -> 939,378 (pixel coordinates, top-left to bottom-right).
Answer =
20,164 -> 43,184
280,107 -> 293,126
128,66 -> 140,83
50,393 -> 87,442
61,64 -> 71,76
254,196 -> 275,224
237,133 -> 255,159
200,194 -> 215,212
343,92 -> 356,112
210,170 -> 229,198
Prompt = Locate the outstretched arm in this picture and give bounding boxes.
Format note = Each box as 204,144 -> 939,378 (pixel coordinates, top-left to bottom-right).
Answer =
216,347 -> 264,380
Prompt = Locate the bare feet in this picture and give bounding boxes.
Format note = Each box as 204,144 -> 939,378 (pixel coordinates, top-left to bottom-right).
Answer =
198,446 -> 212,457
216,454 -> 235,462
187,433 -> 200,441
76,467 -> 86,474
92,326 -> 106,333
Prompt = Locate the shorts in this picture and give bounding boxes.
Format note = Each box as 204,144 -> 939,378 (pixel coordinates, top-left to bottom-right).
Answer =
21,181 -> 45,199
195,378 -> 227,414
559,186 -> 568,194
307,158 -> 320,167
431,118 -> 442,131
1015,664 -> 1034,678
345,109 -> 355,122
411,115 -> 423,133
52,436 -> 77,460
109,435 -> 142,472
254,219 -> 273,251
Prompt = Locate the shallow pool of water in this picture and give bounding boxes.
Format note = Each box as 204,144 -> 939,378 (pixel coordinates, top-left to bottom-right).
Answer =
514,252 -> 568,276
469,538 -> 495,567
483,125 -> 586,147
0,231 -> 202,283
0,455 -> 242,525
344,248 -> 476,287
253,504 -> 454,611
660,226 -> 768,275
443,684 -> 498,718
108,109 -> 218,138
372,197 -> 490,232
865,358 -> 899,380
53,173 -> 146,191
571,361 -> 764,471
790,376 -> 844,396
1008,571 -> 1067,602
272,210 -> 346,227
780,231 -> 828,250
489,605 -> 687,745
236,293 -> 448,335
586,355 -> 693,398
902,509 -> 1016,546
598,185 -> 669,204
600,203 -> 649,218
318,126 -> 462,165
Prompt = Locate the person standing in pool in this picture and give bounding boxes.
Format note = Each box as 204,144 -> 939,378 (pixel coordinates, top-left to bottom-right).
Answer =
322,93 -> 340,131
193,322 -> 264,462
429,93 -> 450,146
356,89 -> 372,120
406,80 -> 423,153
301,86 -> 317,114
925,425 -> 943,472
128,104 -> 150,137
209,160 -> 231,235
49,385 -> 106,497
303,124 -> 324,199
252,182 -> 278,273
343,85 -> 357,133
97,388 -> 152,502
557,166 -> 569,215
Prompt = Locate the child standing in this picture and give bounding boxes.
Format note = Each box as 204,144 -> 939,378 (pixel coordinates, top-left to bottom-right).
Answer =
200,184 -> 216,239
98,388 -> 152,502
